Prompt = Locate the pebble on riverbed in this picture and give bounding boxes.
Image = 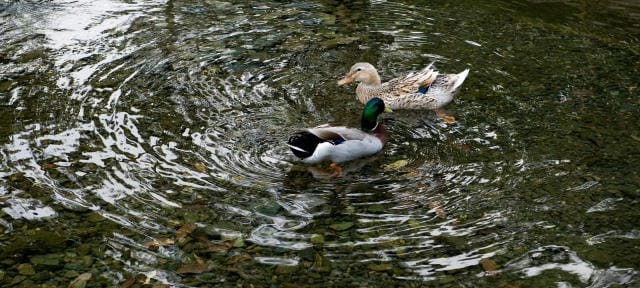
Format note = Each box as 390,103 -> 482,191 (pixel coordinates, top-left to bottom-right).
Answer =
17,263 -> 35,276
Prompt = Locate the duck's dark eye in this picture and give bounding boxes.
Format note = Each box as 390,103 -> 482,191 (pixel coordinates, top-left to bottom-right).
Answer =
356,68 -> 362,72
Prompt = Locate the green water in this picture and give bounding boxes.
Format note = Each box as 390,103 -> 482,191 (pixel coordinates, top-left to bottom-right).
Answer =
0,0 -> 639,287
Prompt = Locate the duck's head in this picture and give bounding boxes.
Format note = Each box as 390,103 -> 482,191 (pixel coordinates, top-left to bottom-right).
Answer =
338,62 -> 381,86
361,97 -> 392,131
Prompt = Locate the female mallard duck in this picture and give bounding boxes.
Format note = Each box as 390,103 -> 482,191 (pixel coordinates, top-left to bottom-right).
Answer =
287,97 -> 392,176
337,62 -> 469,123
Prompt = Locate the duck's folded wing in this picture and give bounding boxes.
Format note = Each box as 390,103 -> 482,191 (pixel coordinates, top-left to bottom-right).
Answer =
383,69 -> 439,97
307,125 -> 370,141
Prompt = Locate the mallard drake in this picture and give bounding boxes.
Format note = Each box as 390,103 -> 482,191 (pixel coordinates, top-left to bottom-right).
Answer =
287,97 -> 392,176
337,62 -> 469,123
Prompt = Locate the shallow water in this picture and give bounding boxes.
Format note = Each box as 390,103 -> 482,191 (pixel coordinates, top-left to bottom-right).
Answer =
1,0 -> 639,287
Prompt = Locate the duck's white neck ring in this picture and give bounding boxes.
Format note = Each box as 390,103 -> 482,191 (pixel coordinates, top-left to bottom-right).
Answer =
370,122 -> 379,132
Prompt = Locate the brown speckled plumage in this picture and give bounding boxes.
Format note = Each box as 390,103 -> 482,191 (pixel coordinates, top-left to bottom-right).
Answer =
338,62 -> 469,111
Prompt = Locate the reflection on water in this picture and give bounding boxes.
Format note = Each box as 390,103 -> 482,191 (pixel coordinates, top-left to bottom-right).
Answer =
1,0 -> 639,287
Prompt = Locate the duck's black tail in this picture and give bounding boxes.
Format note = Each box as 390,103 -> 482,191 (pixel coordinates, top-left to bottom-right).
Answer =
287,131 -> 323,159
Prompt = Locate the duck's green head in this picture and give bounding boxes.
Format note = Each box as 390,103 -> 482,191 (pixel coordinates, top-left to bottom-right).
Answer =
361,97 -> 392,131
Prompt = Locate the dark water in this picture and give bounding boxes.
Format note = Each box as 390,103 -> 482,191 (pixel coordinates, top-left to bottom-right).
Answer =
1,0 -> 639,287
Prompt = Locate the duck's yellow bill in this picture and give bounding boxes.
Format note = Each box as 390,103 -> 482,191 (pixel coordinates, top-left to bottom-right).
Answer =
337,75 -> 354,86
384,107 -> 393,113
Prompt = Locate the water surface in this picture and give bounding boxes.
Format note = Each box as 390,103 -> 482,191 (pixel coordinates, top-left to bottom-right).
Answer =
1,0 -> 639,287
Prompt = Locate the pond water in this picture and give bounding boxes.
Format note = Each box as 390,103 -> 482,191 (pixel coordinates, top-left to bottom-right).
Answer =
1,0 -> 639,287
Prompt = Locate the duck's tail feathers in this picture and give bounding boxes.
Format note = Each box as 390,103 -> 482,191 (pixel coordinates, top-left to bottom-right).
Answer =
287,131 -> 322,159
451,68 -> 470,91
418,61 -> 437,75
426,61 -> 436,70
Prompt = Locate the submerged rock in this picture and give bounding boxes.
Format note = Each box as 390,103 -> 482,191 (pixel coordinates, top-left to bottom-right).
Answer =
10,275 -> 27,285
33,231 -> 66,250
383,160 -> 409,171
275,264 -> 299,275
30,253 -> 63,267
232,238 -> 245,248
329,222 -> 354,231
368,263 -> 392,272
17,263 -> 35,275
366,204 -> 385,213
68,272 -> 92,288
64,270 -> 80,279
310,234 -> 325,244
86,213 -> 106,223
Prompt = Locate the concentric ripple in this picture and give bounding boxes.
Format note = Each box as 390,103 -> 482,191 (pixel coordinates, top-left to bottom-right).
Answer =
0,0 -> 639,287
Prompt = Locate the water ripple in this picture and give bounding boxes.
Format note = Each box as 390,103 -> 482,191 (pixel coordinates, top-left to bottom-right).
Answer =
1,0 -> 639,286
